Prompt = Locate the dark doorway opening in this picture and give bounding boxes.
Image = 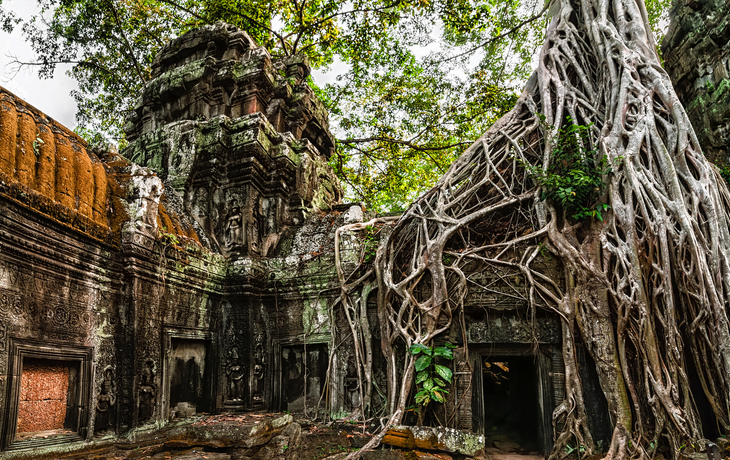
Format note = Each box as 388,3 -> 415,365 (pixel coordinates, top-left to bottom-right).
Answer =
483,357 -> 541,454
168,338 -> 212,419
15,358 -> 81,442
280,343 -> 328,413
684,346 -> 719,439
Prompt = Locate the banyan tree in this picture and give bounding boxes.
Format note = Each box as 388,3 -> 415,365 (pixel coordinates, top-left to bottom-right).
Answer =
349,0 -> 730,457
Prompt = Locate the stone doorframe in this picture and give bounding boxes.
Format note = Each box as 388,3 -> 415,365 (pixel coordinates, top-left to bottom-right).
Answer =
161,326 -> 217,422
2,338 -> 93,451
271,335 -> 331,414
469,344 -> 555,457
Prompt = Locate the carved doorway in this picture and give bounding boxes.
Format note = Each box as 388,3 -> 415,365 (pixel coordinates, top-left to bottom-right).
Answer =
276,342 -> 328,414
162,327 -> 215,421
471,346 -> 553,456
2,339 -> 92,451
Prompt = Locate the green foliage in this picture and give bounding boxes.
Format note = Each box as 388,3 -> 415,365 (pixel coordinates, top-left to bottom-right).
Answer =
361,225 -> 378,264
409,342 -> 456,407
32,137 -> 44,157
158,226 -> 180,247
0,0 -> 674,212
525,118 -> 613,222
718,162 -> 730,188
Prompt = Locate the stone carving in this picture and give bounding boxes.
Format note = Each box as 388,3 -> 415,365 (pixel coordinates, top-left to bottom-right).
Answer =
122,22 -> 343,260
249,203 -> 261,254
252,342 -> 265,406
138,360 -> 157,424
95,367 -> 116,435
662,0 -> 730,165
224,203 -> 244,248
226,348 -> 245,402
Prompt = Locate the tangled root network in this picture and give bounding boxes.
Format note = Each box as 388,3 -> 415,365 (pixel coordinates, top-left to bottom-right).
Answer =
343,0 -> 730,458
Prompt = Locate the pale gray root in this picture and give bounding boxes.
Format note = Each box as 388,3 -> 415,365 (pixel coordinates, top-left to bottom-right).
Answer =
333,0 -> 730,457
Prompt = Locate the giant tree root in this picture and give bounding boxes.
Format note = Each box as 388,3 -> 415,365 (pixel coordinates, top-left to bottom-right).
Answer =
335,0 -> 730,458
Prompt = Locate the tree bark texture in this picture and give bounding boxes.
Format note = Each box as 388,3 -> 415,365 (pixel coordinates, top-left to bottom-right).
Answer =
366,0 -> 730,457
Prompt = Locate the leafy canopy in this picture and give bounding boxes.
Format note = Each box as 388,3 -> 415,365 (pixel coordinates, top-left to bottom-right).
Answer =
0,0 -> 672,211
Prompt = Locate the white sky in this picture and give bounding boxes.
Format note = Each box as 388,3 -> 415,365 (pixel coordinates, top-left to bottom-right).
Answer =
0,0 -> 79,128
0,1 -> 346,131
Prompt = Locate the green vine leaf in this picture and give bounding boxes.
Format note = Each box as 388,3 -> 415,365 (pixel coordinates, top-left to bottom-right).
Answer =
434,364 -> 453,383
410,343 -> 432,356
415,354 -> 432,371
433,346 -> 454,359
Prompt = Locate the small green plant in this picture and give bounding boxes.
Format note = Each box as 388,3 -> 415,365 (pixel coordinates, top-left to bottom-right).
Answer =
410,343 -> 457,408
563,444 -> 586,455
32,136 -> 44,157
158,226 -> 180,246
361,225 -> 378,263
525,117 -> 613,222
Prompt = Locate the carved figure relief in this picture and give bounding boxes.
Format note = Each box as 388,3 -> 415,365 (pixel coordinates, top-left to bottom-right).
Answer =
226,348 -> 244,402
95,367 -> 116,435
224,202 -> 244,248
138,360 -> 156,424
249,203 -> 261,254
252,343 -> 265,406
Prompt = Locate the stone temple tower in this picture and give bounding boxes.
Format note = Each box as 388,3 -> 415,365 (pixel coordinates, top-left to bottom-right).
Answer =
122,22 -> 342,258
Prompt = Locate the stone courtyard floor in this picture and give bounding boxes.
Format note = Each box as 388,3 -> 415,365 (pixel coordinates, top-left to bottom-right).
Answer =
13,413 -> 545,460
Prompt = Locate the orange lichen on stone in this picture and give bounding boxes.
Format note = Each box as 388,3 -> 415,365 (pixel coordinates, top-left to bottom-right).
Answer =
17,360 -> 70,434
35,123 -> 56,199
0,94 -> 17,176
74,145 -> 94,218
92,161 -> 107,226
14,110 -> 36,188
186,226 -> 200,243
54,134 -> 76,209
159,204 -> 175,234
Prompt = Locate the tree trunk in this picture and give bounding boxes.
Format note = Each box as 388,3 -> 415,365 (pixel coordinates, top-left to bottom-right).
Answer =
371,0 -> 730,456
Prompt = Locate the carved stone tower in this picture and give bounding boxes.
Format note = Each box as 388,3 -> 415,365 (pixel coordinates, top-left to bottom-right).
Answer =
123,22 -> 342,258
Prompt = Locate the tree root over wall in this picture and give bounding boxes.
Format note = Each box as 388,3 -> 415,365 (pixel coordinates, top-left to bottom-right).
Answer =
334,0 -> 730,458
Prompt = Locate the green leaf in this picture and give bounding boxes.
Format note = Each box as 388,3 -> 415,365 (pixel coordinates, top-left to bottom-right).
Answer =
409,343 -> 432,356
433,347 -> 454,359
434,364 -> 453,383
415,354 -> 432,371
423,378 -> 435,391
416,370 -> 429,384
433,378 -> 446,387
415,390 -> 430,405
445,343 -> 458,349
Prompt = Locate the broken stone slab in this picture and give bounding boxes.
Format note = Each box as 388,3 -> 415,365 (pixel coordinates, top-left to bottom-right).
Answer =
362,449 -> 407,460
383,425 -> 485,457
272,413 -> 294,429
162,416 -> 294,449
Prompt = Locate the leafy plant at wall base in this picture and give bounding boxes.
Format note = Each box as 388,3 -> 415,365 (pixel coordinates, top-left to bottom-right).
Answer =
410,343 -> 456,410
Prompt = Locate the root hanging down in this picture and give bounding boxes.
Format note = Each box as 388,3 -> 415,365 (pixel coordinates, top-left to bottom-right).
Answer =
334,0 -> 730,457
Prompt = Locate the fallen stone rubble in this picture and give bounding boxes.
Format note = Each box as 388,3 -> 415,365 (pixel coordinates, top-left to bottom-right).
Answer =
17,414 -> 489,460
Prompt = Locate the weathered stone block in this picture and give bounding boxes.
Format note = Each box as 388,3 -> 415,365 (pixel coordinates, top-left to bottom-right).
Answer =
383,426 -> 485,456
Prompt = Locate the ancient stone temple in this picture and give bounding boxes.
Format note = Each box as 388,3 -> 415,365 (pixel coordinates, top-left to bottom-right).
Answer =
0,22 -> 608,458
662,0 -> 730,165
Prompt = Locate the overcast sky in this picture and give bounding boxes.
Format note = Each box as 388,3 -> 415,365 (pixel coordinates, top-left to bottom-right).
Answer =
0,0 -> 79,128
0,1 -> 347,133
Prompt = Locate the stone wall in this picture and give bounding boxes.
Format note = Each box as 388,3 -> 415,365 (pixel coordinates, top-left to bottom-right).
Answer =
662,0 -> 730,165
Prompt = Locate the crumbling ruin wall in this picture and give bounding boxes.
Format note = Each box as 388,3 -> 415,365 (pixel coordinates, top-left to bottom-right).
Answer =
0,22 -> 575,458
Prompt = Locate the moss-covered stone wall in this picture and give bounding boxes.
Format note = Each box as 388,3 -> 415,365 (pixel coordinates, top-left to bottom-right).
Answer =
663,0 -> 730,165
